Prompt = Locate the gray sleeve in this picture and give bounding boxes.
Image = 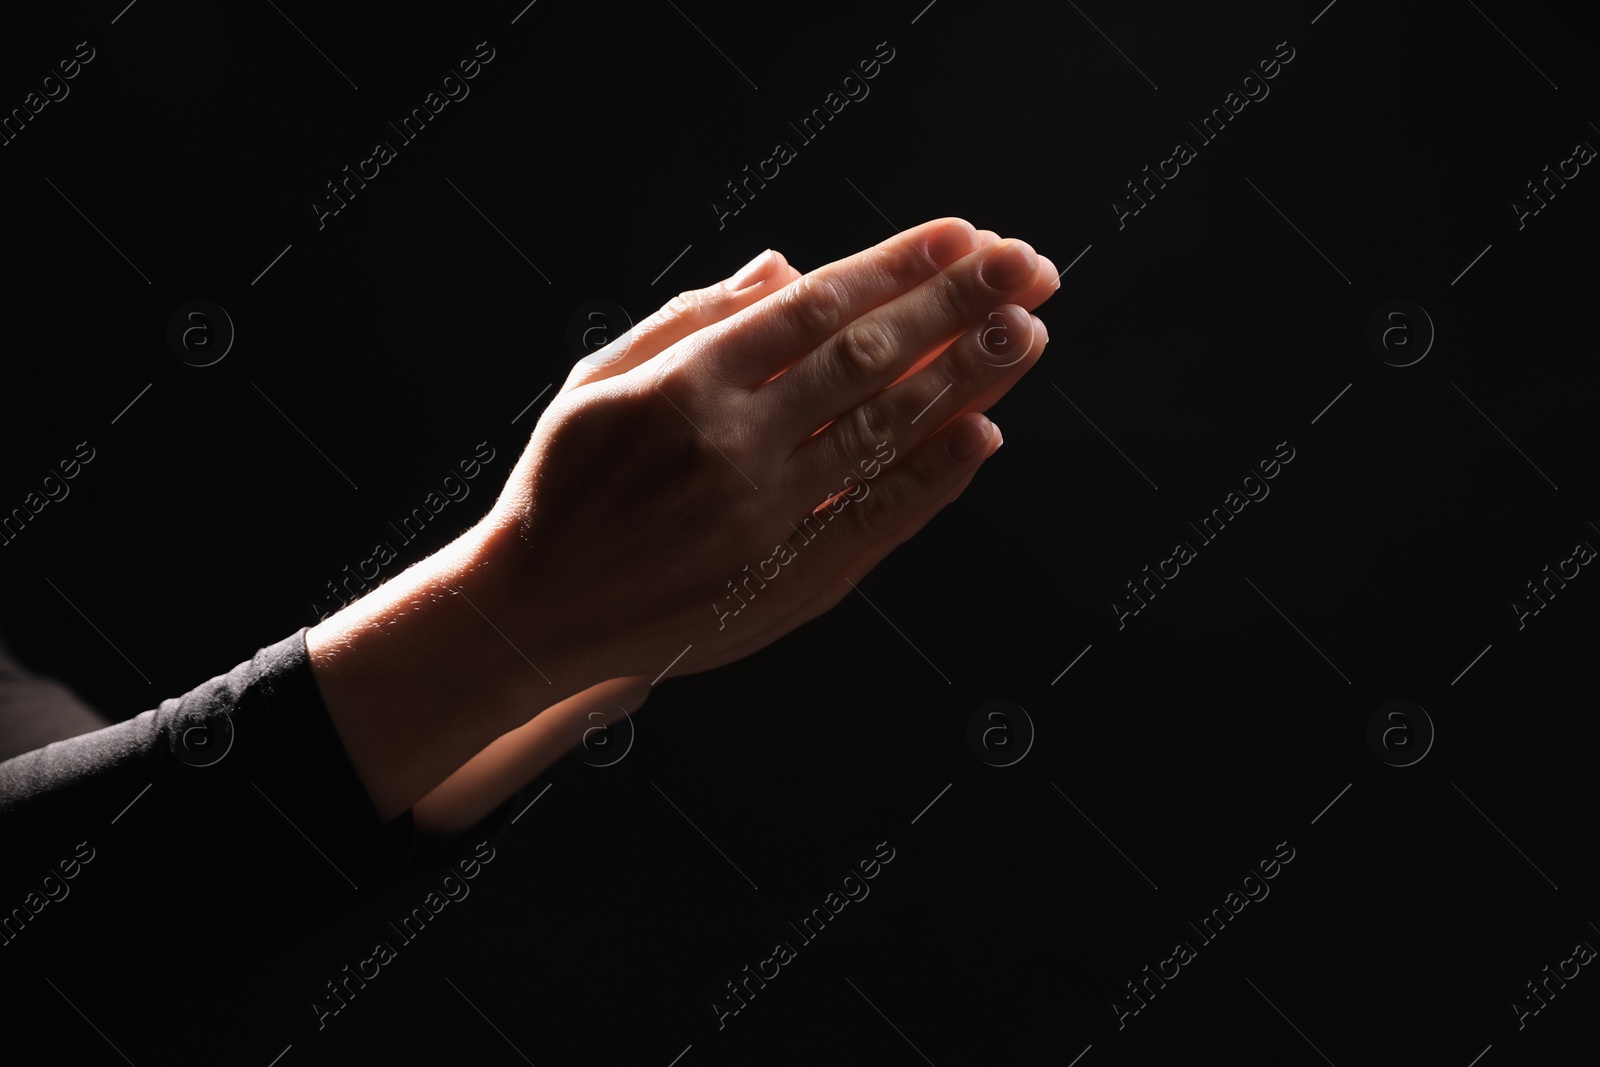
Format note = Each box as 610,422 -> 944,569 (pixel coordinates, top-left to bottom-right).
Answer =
0,628 -> 418,984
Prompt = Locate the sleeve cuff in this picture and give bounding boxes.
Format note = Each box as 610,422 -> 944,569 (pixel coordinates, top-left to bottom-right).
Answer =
246,627 -> 420,876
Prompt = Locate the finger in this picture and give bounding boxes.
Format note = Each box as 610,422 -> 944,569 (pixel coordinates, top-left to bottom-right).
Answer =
715,457 -> 989,665
762,411 -> 1005,611
1020,252 -> 1061,308
809,238 -> 1034,392
924,242 -> 1055,338
787,309 -> 1043,492
691,217 -> 983,389
562,249 -> 800,392
831,434 -> 993,588
552,675 -> 652,728
807,421 -> 999,629
764,237 -> 1056,446
889,252 -> 1056,387
938,313 -> 1050,421
680,417 -> 1002,676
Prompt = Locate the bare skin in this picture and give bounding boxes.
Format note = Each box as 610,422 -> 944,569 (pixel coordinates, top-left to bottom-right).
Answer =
306,218 -> 1060,827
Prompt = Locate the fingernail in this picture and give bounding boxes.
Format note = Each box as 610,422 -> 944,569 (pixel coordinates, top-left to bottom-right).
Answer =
926,220 -> 977,266
949,414 -> 994,460
1035,254 -> 1061,292
727,248 -> 776,290
979,240 -> 1037,290
1031,314 -> 1048,347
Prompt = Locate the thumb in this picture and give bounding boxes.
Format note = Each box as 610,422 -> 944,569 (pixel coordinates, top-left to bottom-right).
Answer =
561,249 -> 801,392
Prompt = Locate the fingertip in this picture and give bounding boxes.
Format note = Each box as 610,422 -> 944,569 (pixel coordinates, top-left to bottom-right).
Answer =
926,218 -> 979,267
1035,253 -> 1062,292
947,413 -> 997,461
726,248 -> 778,290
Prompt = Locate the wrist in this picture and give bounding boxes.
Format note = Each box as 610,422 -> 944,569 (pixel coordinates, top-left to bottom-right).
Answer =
306,521 -> 592,821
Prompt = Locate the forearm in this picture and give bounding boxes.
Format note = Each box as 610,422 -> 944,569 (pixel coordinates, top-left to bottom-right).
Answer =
0,630 -> 403,990
305,521 -> 590,823
308,217 -> 1051,828
411,676 -> 649,836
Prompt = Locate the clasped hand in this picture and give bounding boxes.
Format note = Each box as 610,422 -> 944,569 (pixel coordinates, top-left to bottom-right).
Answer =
308,217 -> 1059,826
479,217 -> 1060,689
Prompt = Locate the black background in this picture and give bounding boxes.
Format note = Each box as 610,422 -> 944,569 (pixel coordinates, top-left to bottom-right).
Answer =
2,1 -> 1596,1064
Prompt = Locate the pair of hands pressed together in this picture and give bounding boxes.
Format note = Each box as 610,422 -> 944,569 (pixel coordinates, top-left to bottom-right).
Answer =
304,217 -> 1060,833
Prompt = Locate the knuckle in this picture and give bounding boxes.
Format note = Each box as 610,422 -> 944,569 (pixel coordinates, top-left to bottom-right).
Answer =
930,270 -> 976,324
665,288 -> 703,322
847,401 -> 894,467
713,414 -> 758,460
889,243 -> 928,287
870,245 -> 921,290
935,361 -> 971,405
844,471 -> 896,536
783,273 -> 846,336
833,319 -> 896,380
947,329 -> 991,387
